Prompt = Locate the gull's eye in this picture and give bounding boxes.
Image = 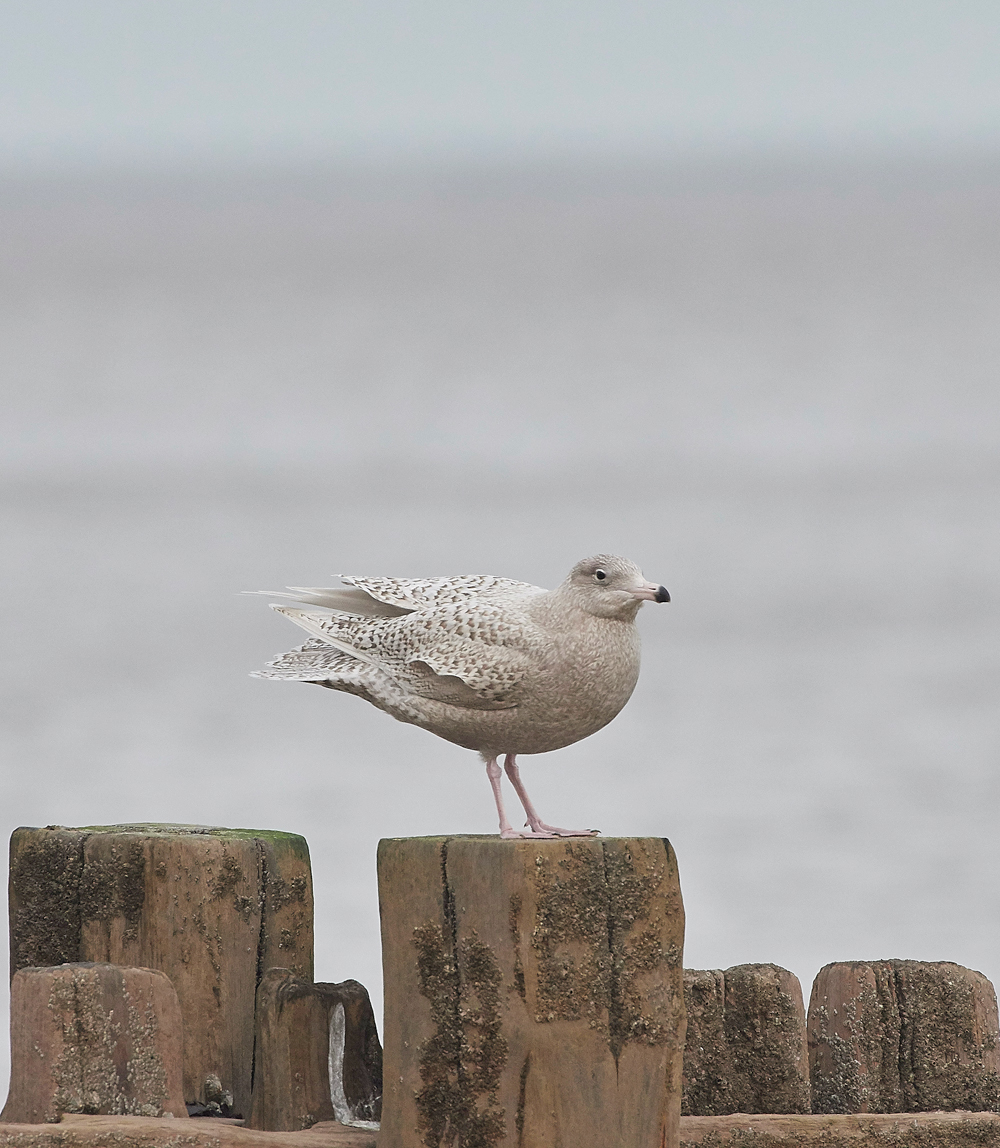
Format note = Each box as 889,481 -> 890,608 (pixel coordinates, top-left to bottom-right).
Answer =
595,569 -> 607,582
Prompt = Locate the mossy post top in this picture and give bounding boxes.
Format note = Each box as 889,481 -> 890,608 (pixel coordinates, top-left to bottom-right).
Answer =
16,823 -> 310,860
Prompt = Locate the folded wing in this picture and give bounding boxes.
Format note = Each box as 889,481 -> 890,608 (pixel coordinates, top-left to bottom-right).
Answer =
246,574 -> 541,619
340,574 -> 541,613
269,602 -> 534,710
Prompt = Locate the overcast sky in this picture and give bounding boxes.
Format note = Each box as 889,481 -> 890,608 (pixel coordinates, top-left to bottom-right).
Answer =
1,0 -> 999,167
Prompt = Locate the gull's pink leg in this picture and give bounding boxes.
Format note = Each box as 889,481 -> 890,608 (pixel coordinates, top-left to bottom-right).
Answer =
503,754 -> 599,837
486,757 -> 566,839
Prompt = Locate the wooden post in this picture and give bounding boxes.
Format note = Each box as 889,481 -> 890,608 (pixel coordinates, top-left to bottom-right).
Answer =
681,970 -> 733,1115
808,960 -> 1000,1114
378,835 -> 686,1148
1,963 -> 187,1123
718,964 -> 810,1115
8,824 -> 313,1120
682,965 -> 810,1116
246,968 -> 382,1131
807,961 -> 901,1114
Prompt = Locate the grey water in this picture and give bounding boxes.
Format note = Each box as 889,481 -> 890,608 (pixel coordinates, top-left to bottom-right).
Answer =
2,150 -> 998,1094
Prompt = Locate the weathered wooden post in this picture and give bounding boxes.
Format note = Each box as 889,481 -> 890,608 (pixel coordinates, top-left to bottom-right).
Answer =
8,824 -> 313,1120
682,964 -> 810,1116
247,967 -> 383,1131
378,835 -> 686,1148
808,960 -> 1000,1114
1,963 -> 187,1123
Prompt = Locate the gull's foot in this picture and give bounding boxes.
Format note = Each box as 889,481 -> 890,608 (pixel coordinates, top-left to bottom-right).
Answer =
500,827 -> 563,839
527,822 -> 600,837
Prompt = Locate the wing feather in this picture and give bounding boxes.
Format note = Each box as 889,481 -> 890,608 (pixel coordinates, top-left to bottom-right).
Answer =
245,587 -> 409,617
268,601 -> 536,709
252,638 -> 362,682
340,574 -> 541,613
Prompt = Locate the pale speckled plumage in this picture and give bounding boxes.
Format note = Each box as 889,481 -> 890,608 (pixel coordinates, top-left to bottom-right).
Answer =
250,555 -> 670,837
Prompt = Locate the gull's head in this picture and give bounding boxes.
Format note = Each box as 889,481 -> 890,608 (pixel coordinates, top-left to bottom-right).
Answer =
563,554 -> 670,619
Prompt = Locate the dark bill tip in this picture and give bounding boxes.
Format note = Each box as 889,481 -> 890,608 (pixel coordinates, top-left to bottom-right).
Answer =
655,585 -> 670,603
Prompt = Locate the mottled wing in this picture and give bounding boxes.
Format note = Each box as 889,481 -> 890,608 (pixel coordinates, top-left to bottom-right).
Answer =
339,574 -> 542,613
270,602 -> 536,709
402,607 -> 533,704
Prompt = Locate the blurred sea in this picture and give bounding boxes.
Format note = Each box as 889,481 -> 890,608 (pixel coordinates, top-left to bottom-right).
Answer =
1,150 -> 998,1094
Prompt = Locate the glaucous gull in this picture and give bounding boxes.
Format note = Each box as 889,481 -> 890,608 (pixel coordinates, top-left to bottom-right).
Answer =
249,554 -> 669,839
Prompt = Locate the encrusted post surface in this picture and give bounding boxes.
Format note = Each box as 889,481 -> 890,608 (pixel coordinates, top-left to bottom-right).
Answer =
8,824 -> 313,1120
682,964 -> 810,1116
808,960 -> 1000,1114
1,963 -> 187,1123
378,835 -> 686,1148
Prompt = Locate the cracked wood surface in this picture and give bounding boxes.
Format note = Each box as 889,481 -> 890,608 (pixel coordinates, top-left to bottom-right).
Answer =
246,970 -> 382,1132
